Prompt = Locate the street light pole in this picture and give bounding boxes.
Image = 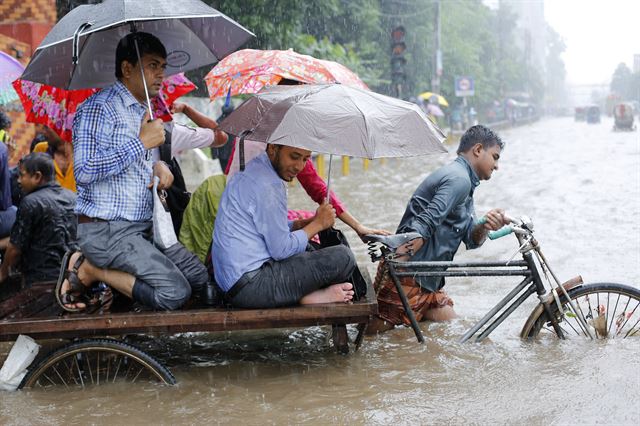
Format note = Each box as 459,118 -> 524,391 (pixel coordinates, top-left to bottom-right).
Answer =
432,0 -> 441,94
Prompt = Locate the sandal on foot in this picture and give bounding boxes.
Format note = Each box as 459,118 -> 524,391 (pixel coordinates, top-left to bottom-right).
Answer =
55,251 -> 90,313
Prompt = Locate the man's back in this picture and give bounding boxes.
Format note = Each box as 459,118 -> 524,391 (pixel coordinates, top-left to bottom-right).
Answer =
397,156 -> 480,291
12,183 -> 76,284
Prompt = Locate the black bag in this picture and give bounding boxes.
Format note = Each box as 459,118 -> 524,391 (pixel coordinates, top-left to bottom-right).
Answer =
318,228 -> 368,300
159,130 -> 191,236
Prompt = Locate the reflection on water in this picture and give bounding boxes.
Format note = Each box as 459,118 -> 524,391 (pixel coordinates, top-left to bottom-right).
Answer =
1,118 -> 639,425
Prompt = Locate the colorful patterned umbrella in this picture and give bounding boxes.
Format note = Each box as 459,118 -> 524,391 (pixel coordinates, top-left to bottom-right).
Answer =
205,49 -> 368,99
12,74 -> 195,143
0,51 -> 24,105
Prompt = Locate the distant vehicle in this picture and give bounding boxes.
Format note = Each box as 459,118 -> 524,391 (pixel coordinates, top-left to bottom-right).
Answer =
586,105 -> 600,124
574,106 -> 586,121
613,103 -> 636,131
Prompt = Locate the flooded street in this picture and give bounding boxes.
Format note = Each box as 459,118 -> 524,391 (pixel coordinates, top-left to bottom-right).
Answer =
1,117 -> 639,424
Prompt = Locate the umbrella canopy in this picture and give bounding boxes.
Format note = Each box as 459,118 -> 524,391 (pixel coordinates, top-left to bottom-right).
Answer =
0,51 -> 24,105
418,91 -> 449,107
219,84 -> 447,159
12,73 -> 195,142
20,0 -> 254,90
205,48 -> 368,99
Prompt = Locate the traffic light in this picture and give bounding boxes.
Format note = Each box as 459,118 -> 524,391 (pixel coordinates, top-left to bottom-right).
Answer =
390,25 -> 406,97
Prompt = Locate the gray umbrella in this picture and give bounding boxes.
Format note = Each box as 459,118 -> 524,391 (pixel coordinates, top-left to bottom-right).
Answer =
219,84 -> 447,159
219,84 -> 447,199
20,0 -> 254,91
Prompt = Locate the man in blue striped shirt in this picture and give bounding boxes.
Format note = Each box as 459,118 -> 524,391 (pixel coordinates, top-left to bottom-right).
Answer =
56,32 -> 208,312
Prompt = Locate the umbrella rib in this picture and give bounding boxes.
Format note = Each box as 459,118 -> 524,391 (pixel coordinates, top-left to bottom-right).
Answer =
343,88 -> 373,159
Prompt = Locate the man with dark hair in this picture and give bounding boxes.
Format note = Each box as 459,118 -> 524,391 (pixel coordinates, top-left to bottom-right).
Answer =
372,125 -> 508,331
0,110 -> 16,243
213,144 -> 356,308
0,153 -> 76,285
57,32 -> 208,312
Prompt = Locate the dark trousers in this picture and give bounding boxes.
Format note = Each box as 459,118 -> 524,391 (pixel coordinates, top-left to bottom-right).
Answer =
229,245 -> 356,308
78,221 -> 208,310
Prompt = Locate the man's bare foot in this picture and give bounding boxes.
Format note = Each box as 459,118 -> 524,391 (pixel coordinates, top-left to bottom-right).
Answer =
300,283 -> 354,305
59,252 -> 93,310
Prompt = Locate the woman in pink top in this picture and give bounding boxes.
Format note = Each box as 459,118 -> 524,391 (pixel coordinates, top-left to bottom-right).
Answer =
226,138 -> 389,240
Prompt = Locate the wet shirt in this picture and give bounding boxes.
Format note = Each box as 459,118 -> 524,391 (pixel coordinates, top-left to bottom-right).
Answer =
10,182 -> 77,284
397,156 -> 482,292
0,140 -> 11,211
73,81 -> 152,221
213,152 -> 308,291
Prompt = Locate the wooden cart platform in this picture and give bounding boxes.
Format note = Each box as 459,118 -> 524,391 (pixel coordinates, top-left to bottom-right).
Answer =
0,278 -> 377,351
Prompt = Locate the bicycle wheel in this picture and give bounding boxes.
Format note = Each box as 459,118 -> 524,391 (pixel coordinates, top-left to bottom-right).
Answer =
20,338 -> 176,389
523,283 -> 640,340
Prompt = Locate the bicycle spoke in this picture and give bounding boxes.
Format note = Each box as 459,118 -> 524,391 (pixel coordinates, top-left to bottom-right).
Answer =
607,293 -> 621,336
573,299 -> 591,338
124,357 -> 135,380
616,299 -> 640,336
75,355 -> 85,388
624,317 -> 640,338
562,315 -> 582,337
51,364 -> 69,389
40,372 -> 56,387
131,365 -> 145,383
113,355 -> 123,383
85,352 -> 94,385
106,355 -> 111,383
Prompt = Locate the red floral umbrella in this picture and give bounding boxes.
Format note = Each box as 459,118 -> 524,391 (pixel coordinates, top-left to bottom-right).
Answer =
12,73 -> 196,143
205,49 -> 368,100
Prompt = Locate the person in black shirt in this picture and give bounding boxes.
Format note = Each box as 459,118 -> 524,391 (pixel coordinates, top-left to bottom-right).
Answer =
0,153 -> 77,286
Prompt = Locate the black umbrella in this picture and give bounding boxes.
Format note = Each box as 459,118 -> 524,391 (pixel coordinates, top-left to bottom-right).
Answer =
20,0 -> 254,116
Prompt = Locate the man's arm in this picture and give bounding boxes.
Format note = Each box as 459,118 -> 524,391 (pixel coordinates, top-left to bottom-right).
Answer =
171,103 -> 228,147
74,105 -> 164,186
0,242 -> 21,283
468,208 -> 506,246
0,200 -> 32,282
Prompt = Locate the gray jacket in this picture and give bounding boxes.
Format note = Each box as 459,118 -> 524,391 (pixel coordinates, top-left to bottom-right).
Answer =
397,156 -> 482,292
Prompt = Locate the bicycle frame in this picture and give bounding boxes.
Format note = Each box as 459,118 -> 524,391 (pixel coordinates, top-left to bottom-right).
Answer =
384,233 -> 571,343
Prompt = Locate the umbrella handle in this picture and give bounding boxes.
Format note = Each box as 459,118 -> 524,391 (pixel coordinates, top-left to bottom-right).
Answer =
70,22 -> 93,84
133,37 -> 154,120
326,154 -> 333,204
72,22 -> 93,65
237,130 -> 253,172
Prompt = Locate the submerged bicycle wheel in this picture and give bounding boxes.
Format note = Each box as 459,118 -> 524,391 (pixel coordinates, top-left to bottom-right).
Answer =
523,283 -> 640,340
20,338 -> 176,389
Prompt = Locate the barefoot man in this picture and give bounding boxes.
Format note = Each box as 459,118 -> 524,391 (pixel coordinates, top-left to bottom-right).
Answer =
212,144 -> 356,308
371,125 -> 508,331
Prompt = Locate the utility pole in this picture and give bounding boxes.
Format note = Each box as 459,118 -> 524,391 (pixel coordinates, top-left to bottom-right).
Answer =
432,0 -> 442,94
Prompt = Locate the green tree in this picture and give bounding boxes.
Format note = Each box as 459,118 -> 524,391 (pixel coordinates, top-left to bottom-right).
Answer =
610,63 -> 634,100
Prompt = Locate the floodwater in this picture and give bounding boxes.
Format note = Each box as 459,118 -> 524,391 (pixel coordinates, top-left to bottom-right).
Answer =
1,117 -> 639,424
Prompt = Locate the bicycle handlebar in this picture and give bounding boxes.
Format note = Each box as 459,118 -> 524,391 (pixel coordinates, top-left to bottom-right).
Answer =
477,214 -> 520,240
